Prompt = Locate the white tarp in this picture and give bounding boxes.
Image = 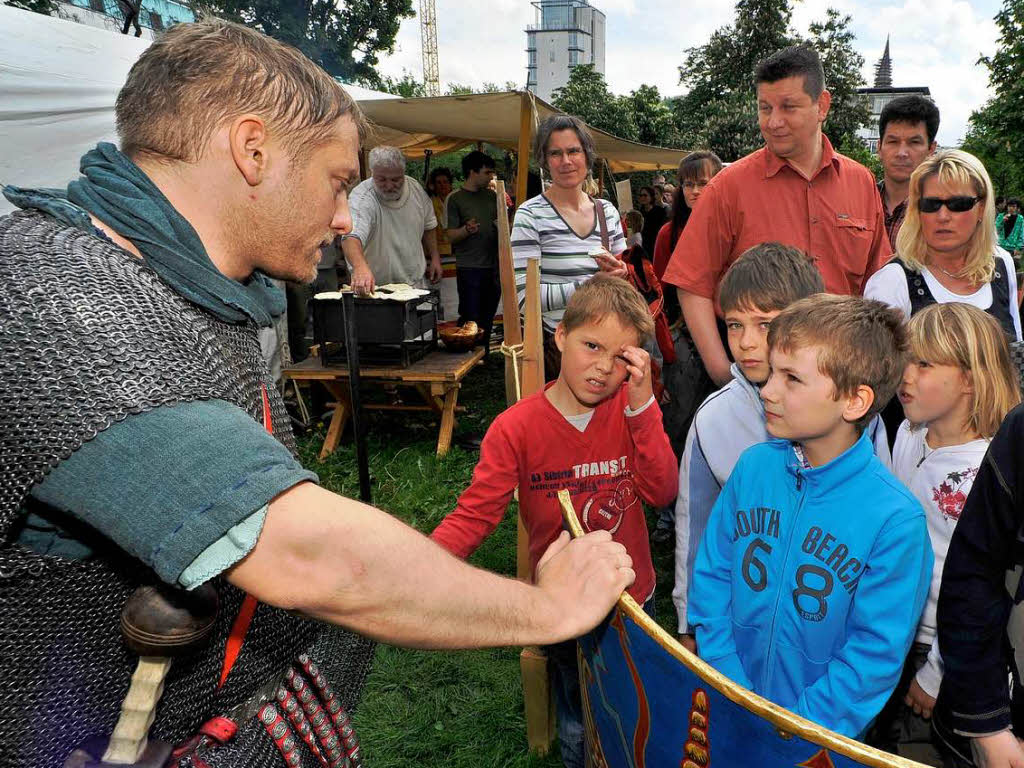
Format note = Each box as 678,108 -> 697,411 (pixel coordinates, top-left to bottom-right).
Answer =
0,4 -> 151,214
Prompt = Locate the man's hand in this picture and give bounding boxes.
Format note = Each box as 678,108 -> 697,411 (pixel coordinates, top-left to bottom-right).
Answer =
534,530 -> 634,642
975,731 -> 1024,768
904,677 -> 936,719
593,251 -> 629,280
678,633 -> 697,654
621,346 -> 653,411
351,264 -> 375,295
425,256 -> 443,283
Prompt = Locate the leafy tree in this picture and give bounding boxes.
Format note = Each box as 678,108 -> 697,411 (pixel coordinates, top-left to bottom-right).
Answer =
672,0 -> 868,161
674,0 -> 793,159
205,0 -> 414,84
6,0 -> 60,15
445,83 -> 474,96
838,135 -> 881,180
972,0 -> 1024,170
806,9 -> 870,147
380,70 -> 427,97
444,82 -> 518,95
626,85 -> 680,147
551,64 -> 638,141
962,100 -> 1024,197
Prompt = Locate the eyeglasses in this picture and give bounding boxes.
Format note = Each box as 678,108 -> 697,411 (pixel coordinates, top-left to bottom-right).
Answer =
546,147 -> 584,161
918,196 -> 982,213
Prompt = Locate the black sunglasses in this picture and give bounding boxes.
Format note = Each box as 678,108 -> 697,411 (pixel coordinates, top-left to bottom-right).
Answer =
918,196 -> 982,213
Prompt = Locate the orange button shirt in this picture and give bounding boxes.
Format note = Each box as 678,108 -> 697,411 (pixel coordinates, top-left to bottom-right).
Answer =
662,136 -> 891,302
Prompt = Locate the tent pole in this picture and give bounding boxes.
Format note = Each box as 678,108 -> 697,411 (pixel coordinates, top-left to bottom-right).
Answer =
423,148 -> 433,186
495,180 -> 522,409
514,90 -> 554,758
515,92 -> 532,209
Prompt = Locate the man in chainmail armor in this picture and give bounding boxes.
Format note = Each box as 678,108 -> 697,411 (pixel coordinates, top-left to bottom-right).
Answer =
0,21 -> 635,768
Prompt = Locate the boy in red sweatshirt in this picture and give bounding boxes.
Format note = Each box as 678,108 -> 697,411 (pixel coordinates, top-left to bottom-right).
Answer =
432,273 -> 678,768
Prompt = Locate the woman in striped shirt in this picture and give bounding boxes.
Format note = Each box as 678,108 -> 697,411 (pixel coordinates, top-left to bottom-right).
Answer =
511,115 -> 628,377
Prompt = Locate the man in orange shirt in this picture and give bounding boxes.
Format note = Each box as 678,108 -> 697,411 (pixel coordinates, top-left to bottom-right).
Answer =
662,44 -> 891,385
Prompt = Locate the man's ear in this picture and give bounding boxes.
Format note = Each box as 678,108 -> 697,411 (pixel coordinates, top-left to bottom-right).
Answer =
229,115 -> 269,188
928,141 -> 938,156
554,323 -> 567,353
817,89 -> 832,123
843,384 -> 874,424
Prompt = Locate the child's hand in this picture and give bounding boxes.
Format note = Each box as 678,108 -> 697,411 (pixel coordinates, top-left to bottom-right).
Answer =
903,677 -> 935,719
678,633 -> 697,655
621,346 -> 653,411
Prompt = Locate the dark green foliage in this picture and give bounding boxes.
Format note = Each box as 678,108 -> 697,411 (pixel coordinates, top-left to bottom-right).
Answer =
806,9 -> 871,149
551,64 -> 639,141
380,70 -> 428,98
673,0 -> 869,160
202,0 -> 414,84
7,0 -> 60,15
962,1 -> 1024,197
838,135 -> 882,181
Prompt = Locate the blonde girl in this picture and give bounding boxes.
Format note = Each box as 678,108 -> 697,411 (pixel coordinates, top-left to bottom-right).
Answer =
871,302 -> 1020,757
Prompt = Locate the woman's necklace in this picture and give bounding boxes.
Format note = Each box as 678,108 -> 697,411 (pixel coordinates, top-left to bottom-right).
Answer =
931,262 -> 967,280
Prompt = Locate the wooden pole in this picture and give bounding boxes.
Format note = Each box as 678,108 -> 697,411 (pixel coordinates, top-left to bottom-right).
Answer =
495,180 -> 522,409
512,91 -> 555,756
521,260 -> 544,395
515,91 -> 532,208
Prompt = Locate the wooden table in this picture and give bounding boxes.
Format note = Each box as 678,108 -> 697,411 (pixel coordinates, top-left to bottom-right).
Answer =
284,347 -> 485,459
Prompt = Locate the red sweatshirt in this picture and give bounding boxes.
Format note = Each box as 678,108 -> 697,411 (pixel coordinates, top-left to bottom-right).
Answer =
431,383 -> 679,603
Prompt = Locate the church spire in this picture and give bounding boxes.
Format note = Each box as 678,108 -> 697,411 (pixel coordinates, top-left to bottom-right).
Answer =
874,36 -> 893,88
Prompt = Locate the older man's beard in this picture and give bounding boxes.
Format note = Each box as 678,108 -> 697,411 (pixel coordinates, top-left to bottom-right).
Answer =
374,178 -> 405,201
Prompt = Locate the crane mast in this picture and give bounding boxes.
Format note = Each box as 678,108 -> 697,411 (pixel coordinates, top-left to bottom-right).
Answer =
419,0 -> 440,96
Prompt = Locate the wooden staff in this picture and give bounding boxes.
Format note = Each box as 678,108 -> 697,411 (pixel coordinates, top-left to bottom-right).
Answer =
500,119 -> 555,749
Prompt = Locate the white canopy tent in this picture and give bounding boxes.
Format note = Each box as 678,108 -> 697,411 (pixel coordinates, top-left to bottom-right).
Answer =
351,89 -> 690,175
0,4 -> 150,215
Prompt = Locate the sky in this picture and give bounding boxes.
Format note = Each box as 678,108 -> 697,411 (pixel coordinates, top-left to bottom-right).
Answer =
374,0 -> 1003,148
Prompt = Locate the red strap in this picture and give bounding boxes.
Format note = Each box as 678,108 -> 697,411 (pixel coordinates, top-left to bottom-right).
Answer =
218,384 -> 274,688
199,716 -> 238,743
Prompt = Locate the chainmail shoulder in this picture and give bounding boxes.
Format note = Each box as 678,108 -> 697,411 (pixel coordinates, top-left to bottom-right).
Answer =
0,210 -> 375,767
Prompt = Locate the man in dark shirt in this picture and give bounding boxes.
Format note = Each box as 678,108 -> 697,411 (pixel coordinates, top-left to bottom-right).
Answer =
876,95 -> 940,250
447,150 -> 500,350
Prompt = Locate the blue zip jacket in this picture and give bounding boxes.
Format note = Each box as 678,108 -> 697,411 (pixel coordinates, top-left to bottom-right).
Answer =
689,429 -> 933,738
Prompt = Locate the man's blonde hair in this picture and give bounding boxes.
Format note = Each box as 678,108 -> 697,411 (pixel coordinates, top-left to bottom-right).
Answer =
768,295 -> 907,429
115,20 -> 367,162
907,303 -> 1020,438
562,274 -> 654,346
896,149 -> 997,285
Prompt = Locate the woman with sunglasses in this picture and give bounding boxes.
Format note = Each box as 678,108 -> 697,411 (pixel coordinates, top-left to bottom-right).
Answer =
865,149 -> 1021,341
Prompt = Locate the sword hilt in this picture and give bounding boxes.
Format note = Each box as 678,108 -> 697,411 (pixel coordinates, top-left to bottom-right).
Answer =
64,583 -> 219,767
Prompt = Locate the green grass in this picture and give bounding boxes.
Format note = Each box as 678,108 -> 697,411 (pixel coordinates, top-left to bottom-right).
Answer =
296,353 -> 679,767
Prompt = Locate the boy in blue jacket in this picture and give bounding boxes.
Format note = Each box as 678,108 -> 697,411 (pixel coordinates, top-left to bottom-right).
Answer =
689,294 -> 933,738
672,244 -> 891,650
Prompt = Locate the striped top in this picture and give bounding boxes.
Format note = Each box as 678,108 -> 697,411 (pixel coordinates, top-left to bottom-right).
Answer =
511,194 -> 626,330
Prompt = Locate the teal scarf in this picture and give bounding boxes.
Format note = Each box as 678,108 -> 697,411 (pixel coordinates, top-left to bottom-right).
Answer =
3,142 -> 285,327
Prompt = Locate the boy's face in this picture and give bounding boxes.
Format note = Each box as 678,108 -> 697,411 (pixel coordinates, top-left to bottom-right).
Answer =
760,345 -> 853,443
555,315 -> 639,409
724,306 -> 781,385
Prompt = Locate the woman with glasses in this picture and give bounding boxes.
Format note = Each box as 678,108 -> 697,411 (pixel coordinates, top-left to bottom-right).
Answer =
653,151 -> 724,319
865,149 -> 1021,341
510,114 -> 628,379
